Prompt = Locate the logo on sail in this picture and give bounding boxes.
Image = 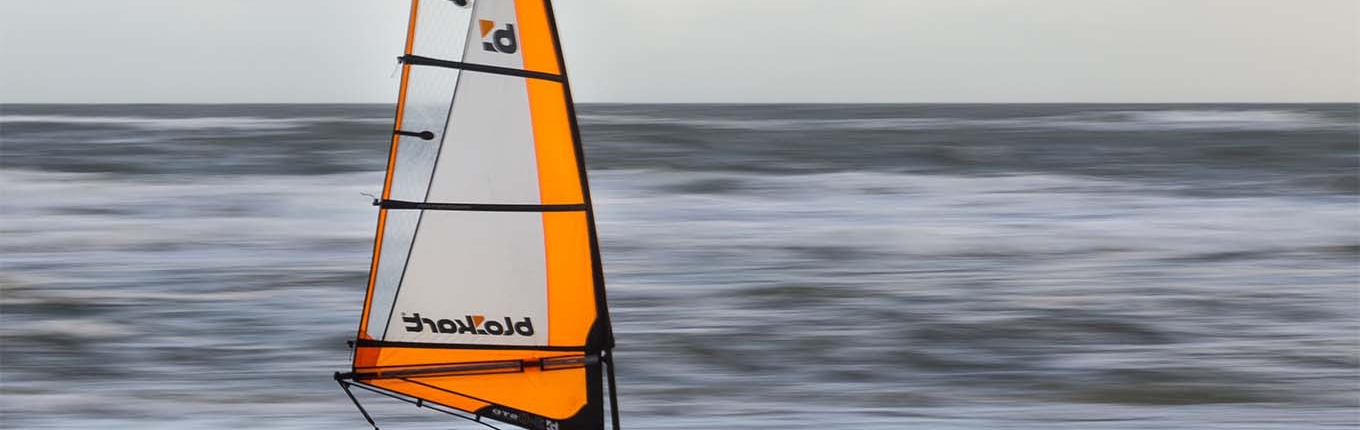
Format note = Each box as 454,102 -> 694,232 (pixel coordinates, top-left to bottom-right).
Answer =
484,406 -> 558,430
402,312 -> 535,336
479,20 -> 518,54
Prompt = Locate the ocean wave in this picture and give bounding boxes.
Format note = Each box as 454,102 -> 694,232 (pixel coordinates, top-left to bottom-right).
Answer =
592,169 -> 1360,261
581,109 -> 1356,132
3,104 -> 1356,429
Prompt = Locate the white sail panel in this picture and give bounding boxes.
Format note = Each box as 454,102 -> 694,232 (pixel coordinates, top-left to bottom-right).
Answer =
427,72 -> 541,204
383,211 -> 549,346
365,209 -> 418,338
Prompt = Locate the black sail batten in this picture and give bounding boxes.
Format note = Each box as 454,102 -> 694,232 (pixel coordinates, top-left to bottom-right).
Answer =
394,130 -> 437,140
378,199 -> 588,212
346,355 -> 597,380
399,55 -> 564,82
355,338 -> 589,352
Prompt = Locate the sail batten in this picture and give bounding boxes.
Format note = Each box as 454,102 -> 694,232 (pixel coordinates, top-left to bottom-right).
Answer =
349,354 -> 594,380
401,54 -> 566,82
379,199 -> 589,212
340,1 -> 615,429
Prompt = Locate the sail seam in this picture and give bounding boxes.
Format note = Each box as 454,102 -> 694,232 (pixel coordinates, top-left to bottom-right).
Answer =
379,199 -> 587,212
400,54 -> 564,82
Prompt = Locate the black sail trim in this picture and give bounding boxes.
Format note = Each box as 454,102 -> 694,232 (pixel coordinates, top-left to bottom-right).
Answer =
355,338 -> 589,352
394,130 -> 436,140
400,54 -> 564,82
378,199 -> 587,212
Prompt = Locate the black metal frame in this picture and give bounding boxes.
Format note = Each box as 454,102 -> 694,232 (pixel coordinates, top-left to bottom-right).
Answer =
336,372 -> 506,430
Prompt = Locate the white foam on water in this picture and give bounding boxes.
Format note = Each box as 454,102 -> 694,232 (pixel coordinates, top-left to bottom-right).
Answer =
0,169 -> 383,288
593,169 -> 1360,261
1,319 -> 139,339
1111,109 -> 1345,130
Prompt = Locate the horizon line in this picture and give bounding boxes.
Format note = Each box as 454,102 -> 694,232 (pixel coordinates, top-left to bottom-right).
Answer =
5,101 -> 1358,106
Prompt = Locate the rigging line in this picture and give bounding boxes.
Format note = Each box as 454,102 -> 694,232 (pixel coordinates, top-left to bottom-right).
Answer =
377,200 -> 588,212
397,376 -> 565,427
335,377 -> 379,430
400,55 -> 564,82
343,380 -> 505,430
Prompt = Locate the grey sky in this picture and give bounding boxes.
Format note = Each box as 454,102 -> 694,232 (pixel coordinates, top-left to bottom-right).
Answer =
1,0 -> 1356,103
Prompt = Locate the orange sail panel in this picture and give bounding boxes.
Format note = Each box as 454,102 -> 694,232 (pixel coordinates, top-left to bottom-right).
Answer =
341,1 -> 613,429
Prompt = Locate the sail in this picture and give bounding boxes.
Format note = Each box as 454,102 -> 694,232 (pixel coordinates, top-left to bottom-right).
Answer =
338,1 -> 615,429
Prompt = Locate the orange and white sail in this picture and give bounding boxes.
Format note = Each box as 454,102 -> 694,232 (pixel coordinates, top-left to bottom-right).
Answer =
336,1 -> 618,429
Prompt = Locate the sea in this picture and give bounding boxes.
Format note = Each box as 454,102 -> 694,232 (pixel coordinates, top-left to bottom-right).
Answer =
1,103 -> 1357,429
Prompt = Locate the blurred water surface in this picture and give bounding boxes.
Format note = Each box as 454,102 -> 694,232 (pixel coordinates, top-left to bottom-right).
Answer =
1,103 -> 1357,429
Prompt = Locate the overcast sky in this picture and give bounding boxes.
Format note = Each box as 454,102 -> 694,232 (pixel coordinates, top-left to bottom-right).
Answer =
1,0 -> 1356,103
